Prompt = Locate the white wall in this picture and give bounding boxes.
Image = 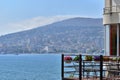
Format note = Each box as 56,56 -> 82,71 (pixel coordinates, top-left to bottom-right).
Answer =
105,0 -> 111,7
105,25 -> 110,56
113,0 -> 120,6
103,0 -> 120,25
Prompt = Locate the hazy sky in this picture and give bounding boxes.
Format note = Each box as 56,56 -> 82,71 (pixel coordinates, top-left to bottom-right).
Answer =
0,0 -> 104,35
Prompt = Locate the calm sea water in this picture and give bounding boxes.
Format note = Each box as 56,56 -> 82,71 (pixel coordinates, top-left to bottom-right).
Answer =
0,54 -> 61,80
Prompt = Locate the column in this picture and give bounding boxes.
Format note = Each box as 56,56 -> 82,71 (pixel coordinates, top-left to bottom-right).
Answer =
117,24 -> 119,56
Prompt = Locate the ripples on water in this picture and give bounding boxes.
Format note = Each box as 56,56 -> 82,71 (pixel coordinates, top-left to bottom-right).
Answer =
0,54 -> 61,80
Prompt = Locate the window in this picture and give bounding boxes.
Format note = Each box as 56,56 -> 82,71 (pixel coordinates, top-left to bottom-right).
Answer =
110,24 -> 117,55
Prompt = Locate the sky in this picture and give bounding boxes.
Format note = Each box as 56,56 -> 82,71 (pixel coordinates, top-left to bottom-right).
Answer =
0,0 -> 104,36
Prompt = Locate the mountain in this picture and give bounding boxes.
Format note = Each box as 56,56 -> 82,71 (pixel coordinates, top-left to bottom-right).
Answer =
0,17 -> 104,54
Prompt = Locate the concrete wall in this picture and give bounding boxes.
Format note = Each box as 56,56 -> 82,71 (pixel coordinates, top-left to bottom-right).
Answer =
103,13 -> 120,25
103,0 -> 120,25
105,0 -> 111,7
113,0 -> 120,5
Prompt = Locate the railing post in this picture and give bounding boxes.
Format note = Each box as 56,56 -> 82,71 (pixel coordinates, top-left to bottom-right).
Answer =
79,54 -> 82,80
61,54 -> 64,80
100,55 -> 103,80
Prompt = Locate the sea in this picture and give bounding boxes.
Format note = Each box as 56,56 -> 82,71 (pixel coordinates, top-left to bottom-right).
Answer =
0,54 -> 61,80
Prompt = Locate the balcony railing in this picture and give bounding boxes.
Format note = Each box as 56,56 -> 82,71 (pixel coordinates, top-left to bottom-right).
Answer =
62,54 -> 120,80
104,5 -> 120,14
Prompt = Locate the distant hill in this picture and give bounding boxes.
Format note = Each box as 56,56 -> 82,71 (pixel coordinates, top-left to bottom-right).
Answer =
0,17 -> 104,54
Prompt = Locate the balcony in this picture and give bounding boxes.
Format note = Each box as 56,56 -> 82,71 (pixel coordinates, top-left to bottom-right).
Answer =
61,54 -> 120,80
104,5 -> 120,14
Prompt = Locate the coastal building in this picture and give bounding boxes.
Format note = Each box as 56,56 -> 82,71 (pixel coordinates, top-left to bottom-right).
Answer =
103,0 -> 120,56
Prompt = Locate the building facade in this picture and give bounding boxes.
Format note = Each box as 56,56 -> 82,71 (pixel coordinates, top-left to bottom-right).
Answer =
103,0 -> 120,56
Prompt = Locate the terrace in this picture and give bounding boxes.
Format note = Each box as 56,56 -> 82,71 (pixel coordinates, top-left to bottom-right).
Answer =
61,54 -> 120,80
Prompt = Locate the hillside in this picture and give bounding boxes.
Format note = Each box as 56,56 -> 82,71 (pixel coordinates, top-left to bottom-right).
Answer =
0,17 -> 104,54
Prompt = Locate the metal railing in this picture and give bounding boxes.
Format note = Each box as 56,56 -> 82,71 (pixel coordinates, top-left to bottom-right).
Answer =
62,54 -> 120,80
104,5 -> 120,14
61,54 -> 103,80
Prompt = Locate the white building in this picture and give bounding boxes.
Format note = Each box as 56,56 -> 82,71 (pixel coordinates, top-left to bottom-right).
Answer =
103,0 -> 120,56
